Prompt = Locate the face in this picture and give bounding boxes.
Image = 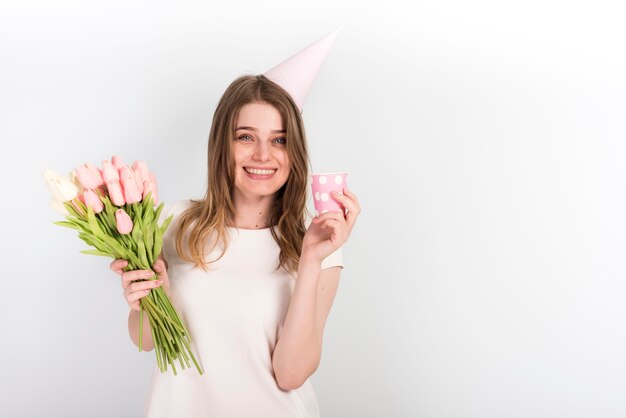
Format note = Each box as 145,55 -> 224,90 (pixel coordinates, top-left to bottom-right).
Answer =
231,101 -> 291,201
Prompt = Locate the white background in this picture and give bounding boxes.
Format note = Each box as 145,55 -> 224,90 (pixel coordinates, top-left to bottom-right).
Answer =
1,0 -> 625,417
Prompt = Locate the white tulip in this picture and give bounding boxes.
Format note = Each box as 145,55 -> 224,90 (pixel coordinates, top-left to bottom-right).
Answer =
68,169 -> 84,194
43,169 -> 78,202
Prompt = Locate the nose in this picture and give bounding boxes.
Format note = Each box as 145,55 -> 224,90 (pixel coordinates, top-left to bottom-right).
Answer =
252,140 -> 271,161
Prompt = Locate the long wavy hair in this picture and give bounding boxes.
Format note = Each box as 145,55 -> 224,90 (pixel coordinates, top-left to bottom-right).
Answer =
174,74 -> 311,275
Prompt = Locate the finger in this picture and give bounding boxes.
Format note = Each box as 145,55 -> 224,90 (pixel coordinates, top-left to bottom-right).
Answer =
153,259 -> 168,276
342,188 -> 361,208
318,218 -> 346,243
126,288 -> 153,306
128,279 -> 163,293
110,259 -> 128,275
331,191 -> 358,215
320,217 -> 341,227
314,210 -> 346,222
121,269 -> 156,289
336,189 -> 361,225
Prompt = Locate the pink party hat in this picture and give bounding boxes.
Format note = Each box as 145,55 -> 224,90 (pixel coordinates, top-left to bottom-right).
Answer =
263,28 -> 340,112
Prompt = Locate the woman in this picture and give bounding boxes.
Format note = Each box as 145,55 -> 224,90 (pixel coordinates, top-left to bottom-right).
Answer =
110,45 -> 361,417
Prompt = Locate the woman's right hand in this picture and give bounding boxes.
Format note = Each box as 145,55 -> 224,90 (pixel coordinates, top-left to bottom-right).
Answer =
109,256 -> 170,311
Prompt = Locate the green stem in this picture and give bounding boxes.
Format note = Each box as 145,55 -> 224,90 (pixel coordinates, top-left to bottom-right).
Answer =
179,333 -> 204,375
139,304 -> 144,352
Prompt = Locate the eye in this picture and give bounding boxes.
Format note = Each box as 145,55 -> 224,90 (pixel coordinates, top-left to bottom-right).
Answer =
273,137 -> 287,145
237,134 -> 253,141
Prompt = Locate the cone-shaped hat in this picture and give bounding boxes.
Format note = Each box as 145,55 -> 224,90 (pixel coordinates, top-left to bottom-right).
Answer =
263,29 -> 339,112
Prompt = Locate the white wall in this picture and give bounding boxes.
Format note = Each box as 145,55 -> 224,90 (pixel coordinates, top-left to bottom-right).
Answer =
1,0 -> 625,417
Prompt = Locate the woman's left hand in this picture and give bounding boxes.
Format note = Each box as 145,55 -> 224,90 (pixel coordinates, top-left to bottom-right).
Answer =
301,188 -> 361,264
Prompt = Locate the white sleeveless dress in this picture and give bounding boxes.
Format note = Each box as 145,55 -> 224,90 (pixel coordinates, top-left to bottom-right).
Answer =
142,200 -> 343,418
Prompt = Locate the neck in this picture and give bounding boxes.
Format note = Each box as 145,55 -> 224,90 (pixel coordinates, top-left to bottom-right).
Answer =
230,192 -> 276,229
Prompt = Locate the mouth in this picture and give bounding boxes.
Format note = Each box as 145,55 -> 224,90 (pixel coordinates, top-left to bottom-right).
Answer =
243,167 -> 277,179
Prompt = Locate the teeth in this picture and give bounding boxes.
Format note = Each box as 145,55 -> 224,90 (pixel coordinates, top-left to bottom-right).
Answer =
245,168 -> 276,175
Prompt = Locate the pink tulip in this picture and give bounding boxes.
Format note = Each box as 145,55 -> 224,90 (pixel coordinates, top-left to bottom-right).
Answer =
111,155 -> 125,170
119,166 -> 143,204
86,163 -> 104,186
102,160 -> 120,183
132,161 -> 150,185
115,209 -> 133,234
142,180 -> 159,205
148,172 -> 159,204
75,164 -> 103,189
83,189 -> 104,213
107,180 -> 125,206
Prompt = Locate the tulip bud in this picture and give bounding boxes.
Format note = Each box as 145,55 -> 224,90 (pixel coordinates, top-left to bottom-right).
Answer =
75,164 -> 103,189
115,209 -> 133,234
142,180 -> 158,205
85,163 -> 104,187
119,166 -> 143,204
132,161 -> 150,186
83,189 -> 104,213
43,169 -> 79,202
102,160 -> 120,183
111,155 -> 125,170
149,172 -> 159,204
107,180 -> 125,206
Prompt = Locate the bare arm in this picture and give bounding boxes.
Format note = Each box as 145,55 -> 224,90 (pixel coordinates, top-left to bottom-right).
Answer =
271,261 -> 342,390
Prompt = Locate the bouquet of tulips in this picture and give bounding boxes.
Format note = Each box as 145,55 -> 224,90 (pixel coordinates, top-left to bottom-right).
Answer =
43,155 -> 203,376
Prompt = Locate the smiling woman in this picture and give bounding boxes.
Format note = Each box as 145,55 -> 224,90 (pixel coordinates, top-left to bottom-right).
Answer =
107,30 -> 362,418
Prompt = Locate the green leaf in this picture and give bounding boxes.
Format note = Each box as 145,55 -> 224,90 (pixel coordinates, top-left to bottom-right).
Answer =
63,201 -> 82,219
160,214 -> 173,235
143,198 -> 154,225
101,197 -> 118,232
144,223 -> 155,264
142,192 -> 152,213
86,207 -> 105,240
153,224 -> 164,260
137,238 -> 149,267
134,202 -> 143,224
131,217 -> 141,243
154,202 -> 165,225
100,234 -> 129,259
53,221 -> 81,231
72,218 -> 93,235
80,249 -> 112,257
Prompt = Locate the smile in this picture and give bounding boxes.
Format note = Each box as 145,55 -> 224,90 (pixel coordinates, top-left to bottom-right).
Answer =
244,167 -> 277,175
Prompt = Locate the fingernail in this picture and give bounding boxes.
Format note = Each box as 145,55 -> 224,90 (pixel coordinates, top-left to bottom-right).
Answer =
142,271 -> 154,278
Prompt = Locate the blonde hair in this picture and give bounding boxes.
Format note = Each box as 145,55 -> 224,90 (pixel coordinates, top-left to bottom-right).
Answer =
174,75 -> 311,275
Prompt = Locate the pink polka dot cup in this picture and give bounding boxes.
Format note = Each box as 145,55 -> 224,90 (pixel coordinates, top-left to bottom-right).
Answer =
311,172 -> 348,216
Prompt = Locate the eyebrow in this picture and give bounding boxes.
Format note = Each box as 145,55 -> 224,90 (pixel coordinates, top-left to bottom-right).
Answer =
235,126 -> 286,134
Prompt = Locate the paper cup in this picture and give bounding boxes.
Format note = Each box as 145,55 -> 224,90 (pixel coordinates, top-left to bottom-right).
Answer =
311,172 -> 348,216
